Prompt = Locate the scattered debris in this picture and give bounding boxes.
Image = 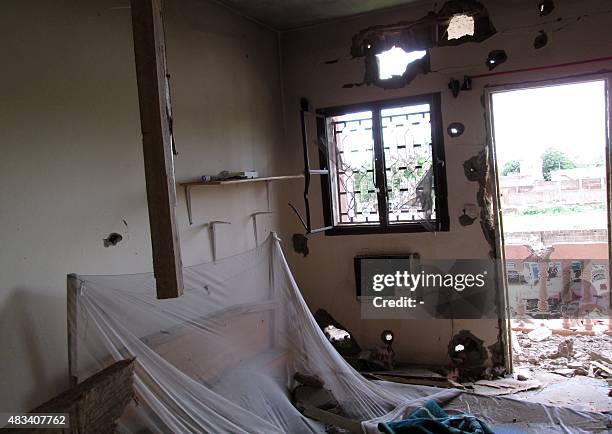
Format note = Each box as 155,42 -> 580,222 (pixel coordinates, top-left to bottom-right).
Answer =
590,351 -> 612,365
590,360 -> 612,378
550,339 -> 574,358
293,385 -> 339,413
513,327 -> 612,398
292,371 -> 361,433
357,346 -> 395,371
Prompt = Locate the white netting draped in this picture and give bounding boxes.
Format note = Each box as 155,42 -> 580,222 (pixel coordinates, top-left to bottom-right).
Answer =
74,234 -> 409,433
74,234 -> 612,433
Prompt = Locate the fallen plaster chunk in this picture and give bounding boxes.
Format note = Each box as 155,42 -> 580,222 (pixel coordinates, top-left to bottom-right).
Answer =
528,326 -> 552,342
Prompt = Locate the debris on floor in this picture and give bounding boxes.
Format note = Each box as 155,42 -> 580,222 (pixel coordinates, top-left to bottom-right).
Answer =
513,329 -> 612,378
470,377 -> 542,396
511,327 -> 612,412
292,372 -> 340,413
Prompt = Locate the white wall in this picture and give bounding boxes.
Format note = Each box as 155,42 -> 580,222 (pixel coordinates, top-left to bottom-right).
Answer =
278,0 -> 612,365
0,0 -> 284,412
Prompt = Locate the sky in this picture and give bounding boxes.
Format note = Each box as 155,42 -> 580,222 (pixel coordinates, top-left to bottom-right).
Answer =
491,80 -> 607,168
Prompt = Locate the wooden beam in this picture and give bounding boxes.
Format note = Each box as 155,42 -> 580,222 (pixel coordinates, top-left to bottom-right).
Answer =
131,0 -> 183,298
3,359 -> 136,434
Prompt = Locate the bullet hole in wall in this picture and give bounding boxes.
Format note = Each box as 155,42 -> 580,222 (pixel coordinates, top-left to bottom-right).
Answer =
533,31 -> 548,49
485,49 -> 507,70
538,0 -> 555,17
103,233 -> 123,248
447,122 -> 465,137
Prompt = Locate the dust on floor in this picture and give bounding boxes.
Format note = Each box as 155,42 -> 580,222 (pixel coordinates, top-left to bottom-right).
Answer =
509,330 -> 612,412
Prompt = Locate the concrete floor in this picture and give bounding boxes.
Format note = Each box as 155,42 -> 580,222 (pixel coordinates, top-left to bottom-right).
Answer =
507,371 -> 612,413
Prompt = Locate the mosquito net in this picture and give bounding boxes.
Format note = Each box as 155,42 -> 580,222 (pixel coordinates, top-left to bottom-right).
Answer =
73,233 -> 612,433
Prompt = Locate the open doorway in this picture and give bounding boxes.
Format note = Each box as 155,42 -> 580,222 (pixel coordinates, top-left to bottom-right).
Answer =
489,78 -> 612,410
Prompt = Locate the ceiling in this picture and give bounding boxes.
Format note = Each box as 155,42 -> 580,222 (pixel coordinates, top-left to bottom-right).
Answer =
217,0 -> 427,30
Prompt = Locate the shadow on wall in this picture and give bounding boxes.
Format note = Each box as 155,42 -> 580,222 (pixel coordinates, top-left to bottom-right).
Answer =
0,288 -> 68,412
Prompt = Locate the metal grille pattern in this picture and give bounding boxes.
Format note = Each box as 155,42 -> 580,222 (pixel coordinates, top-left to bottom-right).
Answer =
330,111 -> 379,224
381,104 -> 435,223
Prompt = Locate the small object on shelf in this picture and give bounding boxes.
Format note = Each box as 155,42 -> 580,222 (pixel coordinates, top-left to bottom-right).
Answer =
200,170 -> 258,183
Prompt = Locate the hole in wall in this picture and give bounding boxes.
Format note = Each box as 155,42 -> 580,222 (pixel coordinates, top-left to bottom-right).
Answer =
292,233 -> 309,257
447,14 -> 475,40
381,330 -> 394,345
539,0 -> 555,16
103,233 -> 123,248
375,46 -> 427,80
533,31 -> 548,49
447,122 -> 465,137
486,49 -> 508,70
448,330 -> 487,367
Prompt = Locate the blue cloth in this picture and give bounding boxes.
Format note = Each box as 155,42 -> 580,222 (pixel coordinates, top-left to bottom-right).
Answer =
378,400 -> 494,434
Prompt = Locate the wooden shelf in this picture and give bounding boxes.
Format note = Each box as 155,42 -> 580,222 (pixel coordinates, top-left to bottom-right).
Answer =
180,174 -> 303,225
180,174 -> 303,187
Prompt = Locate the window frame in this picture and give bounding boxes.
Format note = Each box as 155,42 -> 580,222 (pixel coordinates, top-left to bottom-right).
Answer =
317,93 -> 449,236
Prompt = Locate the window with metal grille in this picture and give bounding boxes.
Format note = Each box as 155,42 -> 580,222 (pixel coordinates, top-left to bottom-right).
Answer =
318,94 -> 449,234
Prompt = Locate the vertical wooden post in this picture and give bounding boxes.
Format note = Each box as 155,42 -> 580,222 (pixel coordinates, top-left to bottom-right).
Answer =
67,274 -> 79,387
131,0 -> 183,298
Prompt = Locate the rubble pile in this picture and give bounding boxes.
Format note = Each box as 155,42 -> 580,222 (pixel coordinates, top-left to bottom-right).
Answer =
513,329 -> 612,380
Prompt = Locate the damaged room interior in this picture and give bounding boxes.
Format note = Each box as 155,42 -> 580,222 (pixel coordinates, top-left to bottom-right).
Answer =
2,0 -> 612,432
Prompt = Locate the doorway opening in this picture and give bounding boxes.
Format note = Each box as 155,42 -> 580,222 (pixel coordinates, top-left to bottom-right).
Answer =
489,79 -> 612,411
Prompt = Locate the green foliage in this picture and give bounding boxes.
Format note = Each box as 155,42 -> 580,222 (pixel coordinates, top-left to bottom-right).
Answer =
501,160 -> 520,176
518,202 -> 605,216
541,148 -> 576,181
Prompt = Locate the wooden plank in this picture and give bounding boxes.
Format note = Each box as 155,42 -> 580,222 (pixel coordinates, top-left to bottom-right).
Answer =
67,274 -> 79,387
3,359 -> 136,434
131,0 -> 183,298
